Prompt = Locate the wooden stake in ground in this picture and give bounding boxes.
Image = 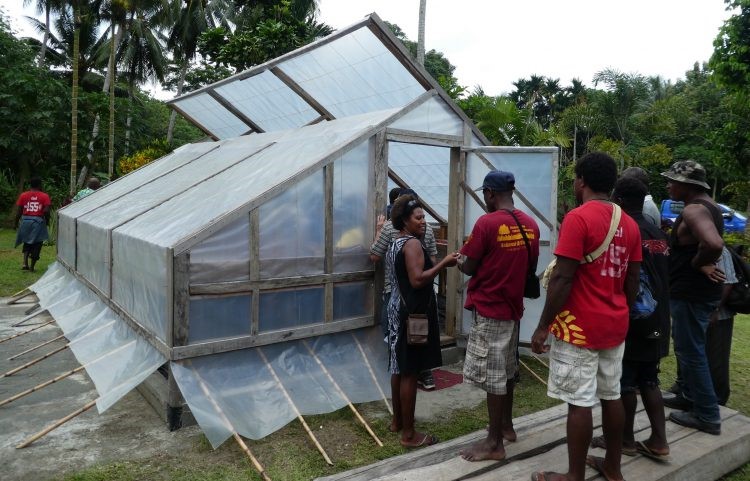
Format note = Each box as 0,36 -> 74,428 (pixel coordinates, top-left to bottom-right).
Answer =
0,365 -> 85,407
532,354 -> 549,369
9,334 -> 65,360
1,344 -> 69,378
186,361 -> 272,481
302,340 -> 383,447
16,400 -> 96,448
6,289 -> 32,305
0,319 -> 55,344
257,347 -> 334,466
519,359 -> 547,387
351,333 -> 393,415
10,308 -> 46,328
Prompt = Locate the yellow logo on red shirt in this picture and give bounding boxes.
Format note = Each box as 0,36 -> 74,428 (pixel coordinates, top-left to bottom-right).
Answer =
550,310 -> 587,345
496,224 -> 535,249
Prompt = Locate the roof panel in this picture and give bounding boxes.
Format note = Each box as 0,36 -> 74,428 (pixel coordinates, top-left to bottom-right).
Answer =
177,94 -> 249,139
389,143 -> 451,220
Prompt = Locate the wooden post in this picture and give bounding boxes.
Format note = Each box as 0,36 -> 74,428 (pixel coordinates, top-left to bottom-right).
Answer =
302,340 -> 383,447
8,333 -> 65,360
16,400 -> 97,448
1,344 -> 69,378
372,130 -> 388,328
445,145 -> 466,338
351,333 -> 392,415
257,347 -> 333,465
0,319 -> 55,344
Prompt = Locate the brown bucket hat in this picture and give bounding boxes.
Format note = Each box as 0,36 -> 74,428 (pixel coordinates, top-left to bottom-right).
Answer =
660,160 -> 710,189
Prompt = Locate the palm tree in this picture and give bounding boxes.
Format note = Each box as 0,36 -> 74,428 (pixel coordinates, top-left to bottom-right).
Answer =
476,97 -> 570,148
23,0 -> 64,67
592,68 -> 650,143
417,0 -> 426,66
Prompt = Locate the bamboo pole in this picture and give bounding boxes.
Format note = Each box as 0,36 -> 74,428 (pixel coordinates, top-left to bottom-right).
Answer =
11,308 -> 46,327
1,344 -> 69,378
9,287 -> 30,298
187,361 -> 271,481
0,365 -> 85,407
9,334 -> 65,360
6,290 -> 33,305
351,334 -> 393,415
0,319 -> 55,344
257,348 -> 333,465
519,359 -> 547,387
532,354 -> 549,369
302,341 -> 383,447
16,400 -> 96,448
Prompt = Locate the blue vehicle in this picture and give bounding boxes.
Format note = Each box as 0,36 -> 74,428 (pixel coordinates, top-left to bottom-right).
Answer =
661,199 -> 747,233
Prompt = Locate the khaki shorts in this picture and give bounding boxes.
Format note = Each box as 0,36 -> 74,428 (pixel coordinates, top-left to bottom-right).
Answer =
547,337 -> 625,407
463,313 -> 519,395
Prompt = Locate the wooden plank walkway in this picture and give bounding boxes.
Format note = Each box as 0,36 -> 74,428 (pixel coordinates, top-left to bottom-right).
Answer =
317,402 -> 750,481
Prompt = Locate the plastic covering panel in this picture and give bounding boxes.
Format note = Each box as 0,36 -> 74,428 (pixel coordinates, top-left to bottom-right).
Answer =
333,140 -> 371,272
116,109 -> 397,249
190,215 -> 250,284
277,27 -> 424,120
388,143 -> 450,220
259,170 -> 324,278
174,94 -> 249,140
188,294 -> 252,343
172,327 -> 390,447
390,95 -> 464,137
258,286 -> 324,332
215,70 -> 319,132
111,235 -> 168,342
333,281 -> 373,321
29,264 -> 167,413
462,150 -> 556,343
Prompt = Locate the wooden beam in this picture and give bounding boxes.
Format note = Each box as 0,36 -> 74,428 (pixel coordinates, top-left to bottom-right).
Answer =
206,90 -> 265,133
387,168 -> 447,225
170,102 -> 220,141
444,146 -> 466,337
459,181 -> 487,213
385,128 -> 463,147
172,252 -> 190,348
372,131 -> 388,329
271,66 -> 335,121
190,271 -> 374,296
305,115 -> 327,126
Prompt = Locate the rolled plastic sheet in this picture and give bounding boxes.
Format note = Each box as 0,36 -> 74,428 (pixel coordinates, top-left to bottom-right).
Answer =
172,326 -> 390,448
27,263 -> 167,413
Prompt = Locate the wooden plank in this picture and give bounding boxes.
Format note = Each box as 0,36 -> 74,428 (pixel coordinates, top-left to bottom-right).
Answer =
189,271 -> 374,295
443,146 -> 465,338
459,180 -> 487,213
172,252 -> 190,347
325,164 -> 334,275
172,316 -> 373,360
271,66 -> 335,121
388,168 -> 447,225
324,282 -> 333,324
372,130 -> 388,328
306,115 -> 327,126
173,91 -> 436,255
385,128 -> 464,147
206,89 -> 265,133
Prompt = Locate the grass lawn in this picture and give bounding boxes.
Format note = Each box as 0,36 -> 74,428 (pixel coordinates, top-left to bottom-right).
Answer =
1,227 -> 748,480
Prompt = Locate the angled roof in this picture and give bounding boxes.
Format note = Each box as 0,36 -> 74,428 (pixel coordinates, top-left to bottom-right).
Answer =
168,13 -> 488,145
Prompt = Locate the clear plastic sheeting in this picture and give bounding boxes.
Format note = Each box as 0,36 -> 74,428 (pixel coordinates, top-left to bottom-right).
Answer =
188,294 -> 252,343
390,95 -> 464,137
333,281 -> 373,321
28,263 -> 167,413
388,143 -> 451,220
172,327 -> 390,448
175,94 -> 249,139
333,141 -> 372,273
258,286 -> 324,332
190,215 -> 251,284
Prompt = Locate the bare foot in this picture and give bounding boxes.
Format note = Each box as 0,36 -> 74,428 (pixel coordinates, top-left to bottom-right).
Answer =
502,425 -> 517,442
459,438 -> 506,461
400,431 -> 438,448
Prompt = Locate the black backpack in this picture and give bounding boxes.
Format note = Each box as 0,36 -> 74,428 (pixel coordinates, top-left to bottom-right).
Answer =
726,246 -> 750,314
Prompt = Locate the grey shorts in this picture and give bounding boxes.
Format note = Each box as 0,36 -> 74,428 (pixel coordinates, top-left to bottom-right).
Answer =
463,313 -> 519,395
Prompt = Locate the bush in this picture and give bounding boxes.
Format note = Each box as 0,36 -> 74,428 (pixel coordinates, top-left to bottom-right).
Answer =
117,139 -> 172,176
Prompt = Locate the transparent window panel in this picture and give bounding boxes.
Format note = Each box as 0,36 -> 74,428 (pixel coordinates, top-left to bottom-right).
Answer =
388,143 -> 451,221
57,212 -> 76,267
333,141 -> 371,272
258,286 -> 324,332
333,281 -> 373,321
188,294 -> 252,343
259,170 -> 324,278
76,220 -> 110,295
190,215 -> 250,284
390,96 -> 464,137
174,94 -> 249,140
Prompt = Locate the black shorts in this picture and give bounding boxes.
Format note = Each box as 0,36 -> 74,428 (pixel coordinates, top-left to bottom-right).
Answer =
22,242 -> 43,260
620,359 -> 660,393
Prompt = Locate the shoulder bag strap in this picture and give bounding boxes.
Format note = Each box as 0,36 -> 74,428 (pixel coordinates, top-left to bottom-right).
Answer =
582,204 -> 621,264
503,209 -> 537,275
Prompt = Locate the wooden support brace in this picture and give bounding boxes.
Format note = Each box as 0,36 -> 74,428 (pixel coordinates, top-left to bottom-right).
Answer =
11,308 -> 47,327
16,400 -> 96,448
0,319 -> 55,344
519,359 -> 547,387
302,341 -> 383,447
8,334 -> 65,361
24,303 -> 40,315
1,344 -> 69,378
532,354 -> 549,369
351,334 -> 392,415
0,365 -> 85,408
6,289 -> 32,305
257,347 -> 334,465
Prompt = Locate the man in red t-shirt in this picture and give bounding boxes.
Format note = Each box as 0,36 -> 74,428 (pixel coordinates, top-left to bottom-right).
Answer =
531,153 -> 641,481
14,177 -> 51,272
457,170 -> 540,462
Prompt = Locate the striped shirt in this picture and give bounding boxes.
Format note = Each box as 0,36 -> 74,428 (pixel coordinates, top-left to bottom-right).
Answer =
370,220 -> 438,293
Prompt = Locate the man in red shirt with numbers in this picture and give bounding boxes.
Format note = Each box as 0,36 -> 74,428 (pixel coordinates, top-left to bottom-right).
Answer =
14,177 -> 51,272
531,153 -> 641,481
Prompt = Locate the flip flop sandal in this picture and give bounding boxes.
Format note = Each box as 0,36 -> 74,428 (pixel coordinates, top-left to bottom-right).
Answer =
635,440 -> 671,462
530,472 -> 565,481
590,435 -> 637,456
400,433 -> 438,448
585,455 -> 625,481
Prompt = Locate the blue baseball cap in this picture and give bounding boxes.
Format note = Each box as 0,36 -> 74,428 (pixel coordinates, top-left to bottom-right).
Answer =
477,170 -> 515,192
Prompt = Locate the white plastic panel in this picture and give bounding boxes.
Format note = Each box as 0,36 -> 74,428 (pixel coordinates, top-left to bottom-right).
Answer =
188,294 -> 252,343
190,215 -> 251,284
390,95 -> 464,137
174,93 -> 249,140
111,235 -> 168,342
258,286 -> 324,332
76,221 -> 110,294
259,170 -> 324,278
333,140 -> 371,272
57,212 -> 76,267
333,281 -> 373,321
388,143 -> 450,220
215,70 -> 319,132
171,327 -> 390,447
277,27 -> 424,120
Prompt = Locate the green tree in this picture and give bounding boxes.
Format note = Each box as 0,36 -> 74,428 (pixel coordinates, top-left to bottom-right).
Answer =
591,68 -> 650,143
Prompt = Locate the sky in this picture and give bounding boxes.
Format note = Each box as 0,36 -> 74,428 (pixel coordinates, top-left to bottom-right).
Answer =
0,0 -> 734,98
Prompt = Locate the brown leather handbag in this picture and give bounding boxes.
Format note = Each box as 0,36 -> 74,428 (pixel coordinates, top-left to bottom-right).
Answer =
405,313 -> 428,345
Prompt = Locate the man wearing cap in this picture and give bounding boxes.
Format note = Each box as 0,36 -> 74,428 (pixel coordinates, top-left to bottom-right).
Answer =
530,152 -> 641,481
457,170 -> 540,462
661,160 -> 725,435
